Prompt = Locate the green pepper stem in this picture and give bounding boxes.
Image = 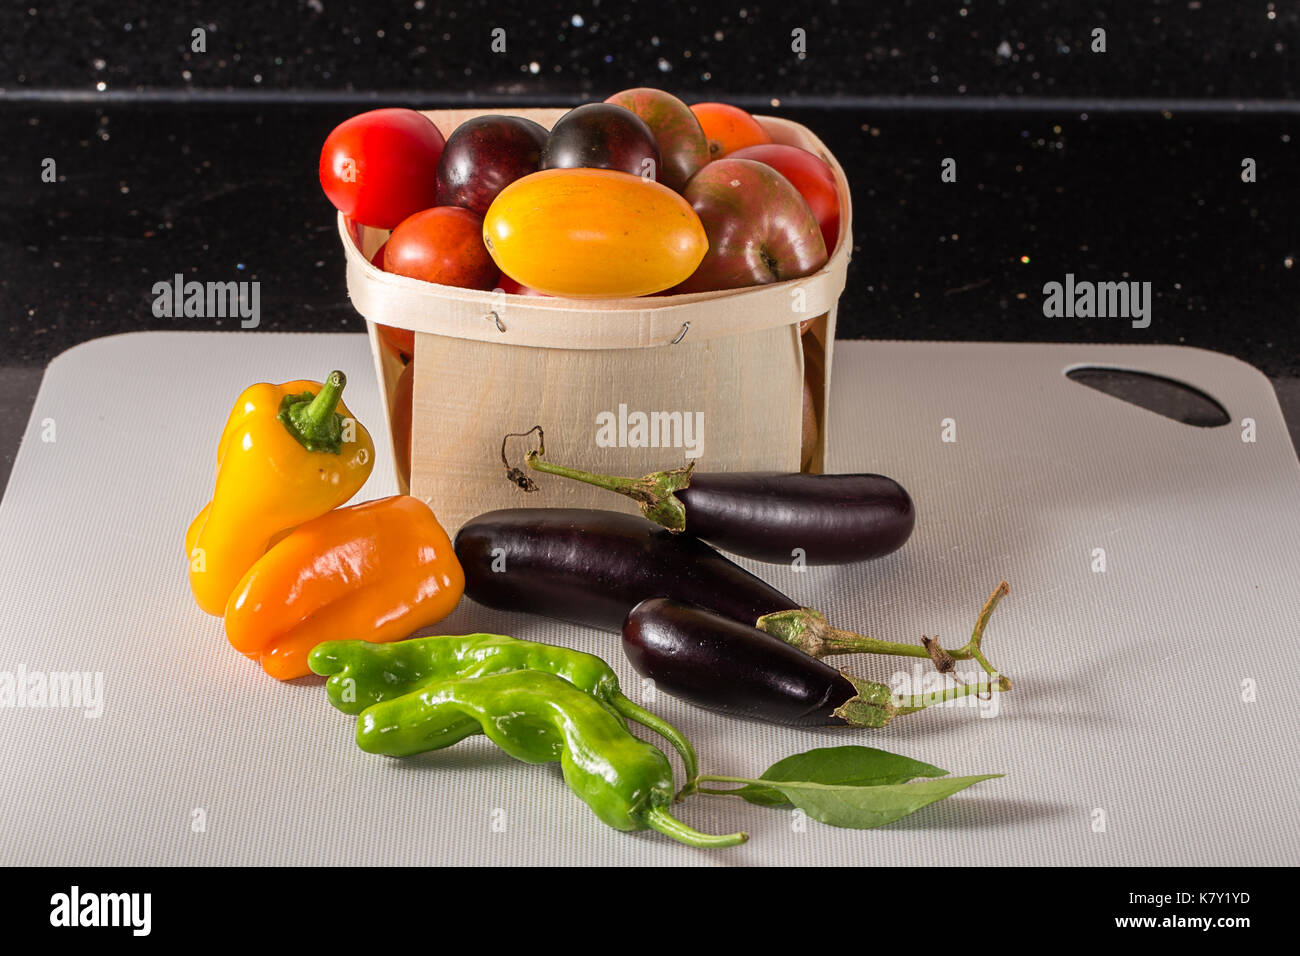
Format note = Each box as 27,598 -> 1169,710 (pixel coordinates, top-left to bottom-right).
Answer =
644,806 -> 748,848
279,370 -> 348,454
609,692 -> 699,793
756,581 -> 1012,686
303,370 -> 346,428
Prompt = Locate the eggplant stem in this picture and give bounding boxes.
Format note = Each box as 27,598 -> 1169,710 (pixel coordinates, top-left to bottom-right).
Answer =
891,677 -> 1011,715
519,435 -> 696,533
500,426 -> 544,492
757,581 -> 1013,688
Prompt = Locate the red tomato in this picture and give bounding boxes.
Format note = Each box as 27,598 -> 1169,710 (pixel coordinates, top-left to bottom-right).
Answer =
728,144 -> 840,255
384,206 -> 499,290
319,109 -> 445,229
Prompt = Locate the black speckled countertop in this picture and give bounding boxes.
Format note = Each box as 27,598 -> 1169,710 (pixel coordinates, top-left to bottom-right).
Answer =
5,102 -> 1296,374
5,2 -> 1297,100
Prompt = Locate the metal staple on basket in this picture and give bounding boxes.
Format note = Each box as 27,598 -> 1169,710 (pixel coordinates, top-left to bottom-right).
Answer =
488,311 -> 506,333
671,321 -> 690,345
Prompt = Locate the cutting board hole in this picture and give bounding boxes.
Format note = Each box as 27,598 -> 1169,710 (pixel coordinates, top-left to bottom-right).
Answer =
1065,366 -> 1230,427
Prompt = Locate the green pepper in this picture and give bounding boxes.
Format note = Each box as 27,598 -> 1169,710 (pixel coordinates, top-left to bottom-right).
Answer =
354,669 -> 747,848
352,673 -> 629,758
309,635 -> 698,783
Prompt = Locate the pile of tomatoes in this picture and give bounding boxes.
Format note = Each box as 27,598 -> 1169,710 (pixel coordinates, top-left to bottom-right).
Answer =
319,88 -> 841,303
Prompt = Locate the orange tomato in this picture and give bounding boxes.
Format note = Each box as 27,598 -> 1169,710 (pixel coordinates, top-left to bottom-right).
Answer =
376,323 -> 414,361
369,241 -> 417,360
391,360 -> 413,486
482,168 -> 708,297
690,103 -> 772,159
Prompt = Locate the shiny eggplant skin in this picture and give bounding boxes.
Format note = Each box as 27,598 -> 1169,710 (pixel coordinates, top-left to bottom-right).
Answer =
678,472 -> 915,565
623,598 -> 855,726
454,508 -> 798,631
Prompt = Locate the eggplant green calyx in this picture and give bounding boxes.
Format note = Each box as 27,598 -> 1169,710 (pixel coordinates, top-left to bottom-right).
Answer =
833,672 -> 1011,728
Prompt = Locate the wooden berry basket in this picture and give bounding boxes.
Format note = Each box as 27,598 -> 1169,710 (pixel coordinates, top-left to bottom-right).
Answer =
340,107 -> 852,535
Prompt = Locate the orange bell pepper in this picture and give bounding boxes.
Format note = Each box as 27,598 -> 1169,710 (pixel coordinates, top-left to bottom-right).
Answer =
224,495 -> 464,680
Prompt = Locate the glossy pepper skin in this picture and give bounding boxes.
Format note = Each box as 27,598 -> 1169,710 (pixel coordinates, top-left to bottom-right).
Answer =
225,495 -> 464,680
309,634 -> 697,782
350,669 -> 746,848
185,371 -> 374,615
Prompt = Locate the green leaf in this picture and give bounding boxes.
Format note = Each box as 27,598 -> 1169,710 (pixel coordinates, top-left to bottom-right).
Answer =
764,774 -> 1004,829
735,745 -> 950,808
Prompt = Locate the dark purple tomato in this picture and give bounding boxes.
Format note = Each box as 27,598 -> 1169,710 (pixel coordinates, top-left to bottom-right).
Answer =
435,115 -> 549,216
540,104 -> 662,180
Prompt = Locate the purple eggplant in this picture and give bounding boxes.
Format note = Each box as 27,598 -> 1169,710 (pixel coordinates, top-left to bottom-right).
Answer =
454,508 -> 796,632
502,427 -> 914,565
624,598 -> 871,726
454,508 -> 1012,681
623,599 -> 1011,728
662,471 -> 914,564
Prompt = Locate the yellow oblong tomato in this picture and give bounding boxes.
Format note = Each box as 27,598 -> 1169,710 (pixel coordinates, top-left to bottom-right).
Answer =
482,168 -> 708,298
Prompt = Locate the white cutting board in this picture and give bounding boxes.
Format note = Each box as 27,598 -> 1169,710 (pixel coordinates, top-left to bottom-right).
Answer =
0,332 -> 1297,866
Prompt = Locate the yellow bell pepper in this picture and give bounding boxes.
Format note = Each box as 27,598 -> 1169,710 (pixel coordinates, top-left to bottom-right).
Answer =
185,370 -> 375,615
